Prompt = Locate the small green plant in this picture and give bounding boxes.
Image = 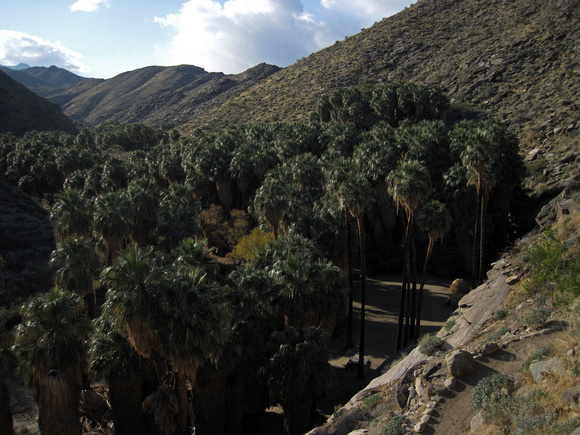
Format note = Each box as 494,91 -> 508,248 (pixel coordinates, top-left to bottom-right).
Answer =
363,393 -> 383,411
382,414 -> 406,435
518,346 -> 551,372
444,320 -> 456,331
418,335 -> 445,356
573,362 -> 580,377
524,308 -> 552,328
494,309 -> 508,320
471,373 -> 515,411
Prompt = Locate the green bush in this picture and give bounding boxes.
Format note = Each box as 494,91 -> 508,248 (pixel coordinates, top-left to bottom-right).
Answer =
382,414 -> 406,435
444,320 -> 456,331
471,373 -> 515,411
418,335 -> 445,356
362,393 -> 383,411
524,230 -> 580,300
494,309 -> 508,320
524,309 -> 552,328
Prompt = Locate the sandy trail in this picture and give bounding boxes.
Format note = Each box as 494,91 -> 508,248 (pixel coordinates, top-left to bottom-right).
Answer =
259,274 -> 454,433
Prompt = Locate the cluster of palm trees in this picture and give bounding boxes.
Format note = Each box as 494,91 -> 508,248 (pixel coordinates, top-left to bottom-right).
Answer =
0,81 -> 523,434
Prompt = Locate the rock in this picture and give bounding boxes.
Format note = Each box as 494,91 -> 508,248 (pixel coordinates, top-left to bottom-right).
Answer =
561,385 -> 580,406
414,421 -> 428,433
415,377 -> 427,398
420,414 -> 431,424
446,293 -> 464,309
449,278 -> 471,295
530,358 -> 567,383
444,377 -> 456,390
446,350 -> 475,377
422,361 -> 442,378
525,148 -> 541,162
506,275 -> 520,285
568,348 -> 576,363
482,342 -> 500,355
471,411 -> 485,432
569,426 -> 580,435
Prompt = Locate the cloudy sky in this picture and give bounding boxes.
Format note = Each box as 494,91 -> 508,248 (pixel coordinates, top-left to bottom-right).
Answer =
0,0 -> 413,79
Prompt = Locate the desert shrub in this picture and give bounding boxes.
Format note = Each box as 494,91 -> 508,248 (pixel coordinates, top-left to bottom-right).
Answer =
518,346 -> 551,372
524,309 -> 552,328
494,309 -> 508,320
471,373 -> 515,411
444,320 -> 456,331
418,335 -> 444,356
523,229 -> 580,301
382,414 -> 406,435
363,393 -> 383,411
227,227 -> 274,263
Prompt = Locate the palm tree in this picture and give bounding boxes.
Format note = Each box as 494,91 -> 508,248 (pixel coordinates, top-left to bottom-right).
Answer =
415,200 -> 451,339
102,247 -> 230,435
261,326 -> 333,435
153,268 -> 231,435
13,287 -> 92,435
261,234 -> 347,331
337,171 -> 375,379
126,178 -> 160,247
450,120 -> 507,284
50,237 -> 101,318
90,314 -> 149,435
50,188 -> 93,241
253,169 -> 290,240
387,160 -> 431,350
0,314 -> 17,435
93,191 -> 131,264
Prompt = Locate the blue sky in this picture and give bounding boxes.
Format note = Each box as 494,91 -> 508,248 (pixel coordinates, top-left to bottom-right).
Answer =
0,0 -> 413,79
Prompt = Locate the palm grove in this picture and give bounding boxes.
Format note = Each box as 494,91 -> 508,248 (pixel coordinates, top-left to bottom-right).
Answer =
0,82 -> 522,435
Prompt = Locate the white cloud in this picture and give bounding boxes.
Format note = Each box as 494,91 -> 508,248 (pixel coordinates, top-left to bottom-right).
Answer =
70,0 -> 111,13
321,0 -> 410,18
0,30 -> 90,74
154,0 -> 412,74
155,0 -> 335,74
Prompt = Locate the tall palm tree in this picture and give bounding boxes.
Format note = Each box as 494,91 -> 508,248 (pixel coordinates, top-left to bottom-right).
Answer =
50,188 -> 93,241
126,178 -> 160,247
13,287 -> 92,435
415,200 -> 451,339
450,120 -> 508,284
0,313 -> 17,435
261,326 -> 333,435
50,237 -> 101,318
253,169 -> 290,240
93,191 -> 131,264
337,171 -> 375,379
387,160 -> 431,350
90,314 -> 149,435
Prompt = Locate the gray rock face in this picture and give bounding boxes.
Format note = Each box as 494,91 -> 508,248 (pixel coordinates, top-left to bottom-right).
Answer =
471,411 -> 485,433
561,385 -> 580,406
446,350 -> 475,377
529,358 -> 567,383
482,342 -> 500,355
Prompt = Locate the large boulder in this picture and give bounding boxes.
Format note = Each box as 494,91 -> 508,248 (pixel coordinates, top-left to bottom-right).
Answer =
445,350 -> 475,377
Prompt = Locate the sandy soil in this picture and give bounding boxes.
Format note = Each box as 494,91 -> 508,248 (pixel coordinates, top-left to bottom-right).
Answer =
258,274 -> 454,434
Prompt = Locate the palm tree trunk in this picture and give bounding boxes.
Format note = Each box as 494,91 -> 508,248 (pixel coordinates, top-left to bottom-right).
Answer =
395,217 -> 412,352
356,214 -> 366,380
472,190 -> 481,287
176,371 -> 188,435
109,373 -> 144,435
345,207 -> 354,349
0,377 -> 14,435
478,192 -> 486,284
416,238 -> 434,340
402,214 -> 414,349
408,231 -> 418,341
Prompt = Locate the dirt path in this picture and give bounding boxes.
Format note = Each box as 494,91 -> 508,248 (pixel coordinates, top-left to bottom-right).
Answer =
259,274 -> 454,433
424,331 -> 571,434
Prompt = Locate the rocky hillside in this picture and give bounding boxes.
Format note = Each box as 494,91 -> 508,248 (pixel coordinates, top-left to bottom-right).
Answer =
183,0 -> 578,163
0,70 -> 77,136
0,64 -> 89,97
